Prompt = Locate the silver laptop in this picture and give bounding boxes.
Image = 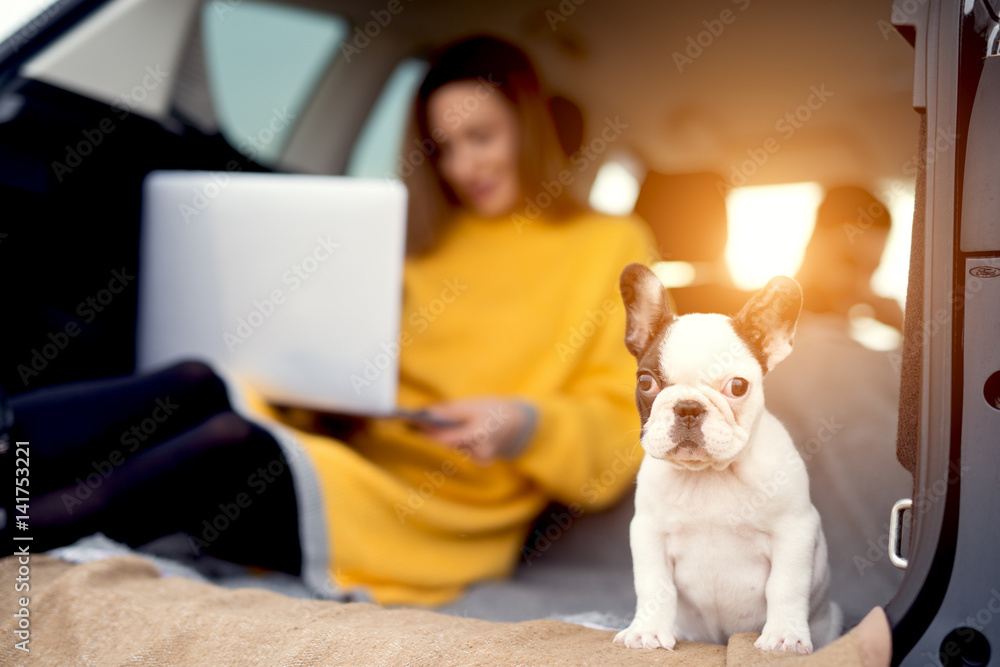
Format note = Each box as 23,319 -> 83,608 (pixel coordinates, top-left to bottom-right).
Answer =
137,170 -> 407,416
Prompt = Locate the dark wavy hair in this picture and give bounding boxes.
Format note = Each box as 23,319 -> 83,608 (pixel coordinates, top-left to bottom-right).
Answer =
402,35 -> 582,256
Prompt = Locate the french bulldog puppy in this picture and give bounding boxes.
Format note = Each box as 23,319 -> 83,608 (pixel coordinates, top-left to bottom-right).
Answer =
613,263 -> 840,654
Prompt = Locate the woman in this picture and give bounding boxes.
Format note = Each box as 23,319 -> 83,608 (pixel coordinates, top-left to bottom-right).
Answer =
2,35 -> 657,606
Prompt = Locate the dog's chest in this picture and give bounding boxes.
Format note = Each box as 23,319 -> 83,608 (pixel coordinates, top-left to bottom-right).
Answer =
670,527 -> 772,641
644,470 -> 778,638
666,518 -> 771,584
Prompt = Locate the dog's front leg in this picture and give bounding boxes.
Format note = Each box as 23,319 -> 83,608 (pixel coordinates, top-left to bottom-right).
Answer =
754,510 -> 819,654
613,516 -> 677,649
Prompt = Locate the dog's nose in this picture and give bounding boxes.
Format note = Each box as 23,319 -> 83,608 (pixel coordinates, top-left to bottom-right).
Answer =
673,400 -> 705,427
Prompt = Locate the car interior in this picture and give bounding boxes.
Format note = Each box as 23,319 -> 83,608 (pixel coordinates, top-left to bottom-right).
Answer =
1,0 -> 997,664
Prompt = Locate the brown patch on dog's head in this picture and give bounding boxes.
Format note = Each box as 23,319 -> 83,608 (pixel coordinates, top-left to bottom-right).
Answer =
730,275 -> 802,374
619,263 -> 673,359
620,263 -> 675,427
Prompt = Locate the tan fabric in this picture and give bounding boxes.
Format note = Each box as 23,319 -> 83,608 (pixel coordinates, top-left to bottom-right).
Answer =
1,555 -> 867,666
725,632 -> 862,667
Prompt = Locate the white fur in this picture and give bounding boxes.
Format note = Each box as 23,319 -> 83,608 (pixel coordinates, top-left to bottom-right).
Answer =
614,316 -> 840,653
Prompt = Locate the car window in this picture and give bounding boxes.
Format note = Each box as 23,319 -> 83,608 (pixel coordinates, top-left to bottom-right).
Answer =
0,0 -> 63,47
346,57 -> 428,180
201,0 -> 347,166
589,157 -> 642,215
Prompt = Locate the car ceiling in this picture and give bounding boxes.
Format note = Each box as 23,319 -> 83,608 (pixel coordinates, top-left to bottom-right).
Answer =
306,0 -> 920,191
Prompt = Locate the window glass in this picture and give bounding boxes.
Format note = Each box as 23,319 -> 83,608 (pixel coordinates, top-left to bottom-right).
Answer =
346,57 -> 428,179
0,0 -> 63,46
202,0 -> 347,165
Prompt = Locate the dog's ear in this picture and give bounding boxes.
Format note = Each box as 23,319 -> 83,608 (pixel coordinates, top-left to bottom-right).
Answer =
619,263 -> 672,358
732,276 -> 802,373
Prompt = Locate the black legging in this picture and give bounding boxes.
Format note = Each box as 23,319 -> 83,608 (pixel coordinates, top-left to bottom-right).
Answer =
2,361 -> 302,574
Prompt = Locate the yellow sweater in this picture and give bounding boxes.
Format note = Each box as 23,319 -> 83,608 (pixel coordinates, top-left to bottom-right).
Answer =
248,210 -> 656,605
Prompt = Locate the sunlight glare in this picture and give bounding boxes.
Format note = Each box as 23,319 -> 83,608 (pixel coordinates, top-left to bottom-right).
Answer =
589,160 -> 641,216
724,183 -> 823,290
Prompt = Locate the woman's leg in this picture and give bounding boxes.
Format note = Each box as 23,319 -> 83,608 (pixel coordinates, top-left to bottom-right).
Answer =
27,411 -> 302,574
3,362 -> 302,573
8,361 -> 233,494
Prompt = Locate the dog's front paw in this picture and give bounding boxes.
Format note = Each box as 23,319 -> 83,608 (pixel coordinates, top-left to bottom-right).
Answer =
754,622 -> 813,654
613,624 -> 676,650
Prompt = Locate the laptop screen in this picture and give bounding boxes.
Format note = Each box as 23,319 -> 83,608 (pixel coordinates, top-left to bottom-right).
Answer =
137,170 -> 407,415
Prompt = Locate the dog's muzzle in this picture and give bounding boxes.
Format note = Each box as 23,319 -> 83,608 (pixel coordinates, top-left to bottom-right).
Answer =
673,400 -> 705,427
666,399 -> 708,453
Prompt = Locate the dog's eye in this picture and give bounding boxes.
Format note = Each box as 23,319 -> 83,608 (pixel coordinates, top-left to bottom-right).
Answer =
637,372 -> 660,396
723,377 -> 749,398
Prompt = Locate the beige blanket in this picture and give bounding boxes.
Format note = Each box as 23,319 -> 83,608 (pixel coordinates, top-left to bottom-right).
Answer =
1,555 -> 866,666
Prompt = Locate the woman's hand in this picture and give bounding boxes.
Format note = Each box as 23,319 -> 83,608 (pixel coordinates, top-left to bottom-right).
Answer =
414,398 -> 536,464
